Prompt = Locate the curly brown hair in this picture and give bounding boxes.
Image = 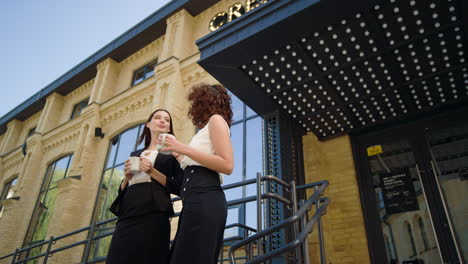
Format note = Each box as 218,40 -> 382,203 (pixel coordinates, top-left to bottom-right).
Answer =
187,83 -> 233,129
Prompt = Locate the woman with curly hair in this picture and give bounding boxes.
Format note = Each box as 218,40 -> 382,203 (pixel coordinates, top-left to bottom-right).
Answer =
160,83 -> 233,264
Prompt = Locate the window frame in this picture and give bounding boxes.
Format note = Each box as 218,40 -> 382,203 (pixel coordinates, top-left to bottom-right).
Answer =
0,177 -> 18,201
70,98 -> 89,120
87,124 -> 145,261
27,127 -> 36,138
0,176 -> 19,217
224,91 -> 263,242
22,155 -> 74,248
131,59 -> 158,86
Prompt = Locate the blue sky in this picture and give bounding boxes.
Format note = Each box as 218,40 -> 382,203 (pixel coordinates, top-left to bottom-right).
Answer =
0,0 -> 170,118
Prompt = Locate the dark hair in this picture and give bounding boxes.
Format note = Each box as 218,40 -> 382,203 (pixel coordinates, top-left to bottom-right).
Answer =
136,109 -> 174,149
187,83 -> 232,128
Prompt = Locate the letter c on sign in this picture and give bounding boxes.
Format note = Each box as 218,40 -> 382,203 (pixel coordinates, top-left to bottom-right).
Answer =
209,12 -> 228,32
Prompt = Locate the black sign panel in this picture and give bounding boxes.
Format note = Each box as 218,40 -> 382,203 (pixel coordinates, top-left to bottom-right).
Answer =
381,169 -> 419,215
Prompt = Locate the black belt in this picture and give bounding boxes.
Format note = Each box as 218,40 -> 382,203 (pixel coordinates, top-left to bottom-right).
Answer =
180,166 -> 222,197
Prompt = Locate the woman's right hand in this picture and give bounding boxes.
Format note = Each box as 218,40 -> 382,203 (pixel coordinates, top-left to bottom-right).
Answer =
124,159 -> 133,180
121,159 -> 133,191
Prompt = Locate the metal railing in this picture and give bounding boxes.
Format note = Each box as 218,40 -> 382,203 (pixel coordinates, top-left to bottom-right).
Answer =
0,174 -> 329,264
228,180 -> 330,264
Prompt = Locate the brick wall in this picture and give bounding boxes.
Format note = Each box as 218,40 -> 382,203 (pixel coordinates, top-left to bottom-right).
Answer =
303,132 -> 371,264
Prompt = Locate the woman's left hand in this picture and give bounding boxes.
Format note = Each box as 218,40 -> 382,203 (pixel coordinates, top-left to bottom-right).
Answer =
140,157 -> 154,174
162,137 -> 187,155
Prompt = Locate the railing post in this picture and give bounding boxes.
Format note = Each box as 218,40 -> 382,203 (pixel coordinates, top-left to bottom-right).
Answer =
315,186 -> 326,264
300,199 -> 310,264
10,249 -> 19,264
81,220 -> 98,264
244,228 -> 252,261
42,236 -> 55,264
290,180 -> 302,264
256,172 -> 263,259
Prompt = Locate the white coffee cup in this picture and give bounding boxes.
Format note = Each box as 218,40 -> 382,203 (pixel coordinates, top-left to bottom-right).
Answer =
128,156 -> 141,174
157,133 -> 175,155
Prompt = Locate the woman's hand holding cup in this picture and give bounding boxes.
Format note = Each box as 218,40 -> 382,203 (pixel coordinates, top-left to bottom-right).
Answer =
160,136 -> 185,155
140,158 -> 153,174
123,159 -> 134,184
157,133 -> 176,154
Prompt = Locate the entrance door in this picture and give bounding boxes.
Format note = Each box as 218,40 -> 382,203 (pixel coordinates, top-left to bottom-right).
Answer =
353,107 -> 467,264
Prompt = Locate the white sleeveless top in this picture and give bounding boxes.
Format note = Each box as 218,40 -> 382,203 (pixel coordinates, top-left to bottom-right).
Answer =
181,120 -> 229,184
128,150 -> 158,186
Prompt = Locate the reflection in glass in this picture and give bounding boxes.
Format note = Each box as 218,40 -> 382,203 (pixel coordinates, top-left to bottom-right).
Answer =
0,177 -> 19,218
427,123 -> 468,262
22,155 -> 73,262
105,140 -> 118,170
367,139 -> 441,263
114,126 -> 140,165
246,117 -> 262,182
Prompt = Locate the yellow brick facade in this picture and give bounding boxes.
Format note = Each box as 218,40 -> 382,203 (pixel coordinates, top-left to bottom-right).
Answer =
0,2 -> 372,263
303,133 -> 371,264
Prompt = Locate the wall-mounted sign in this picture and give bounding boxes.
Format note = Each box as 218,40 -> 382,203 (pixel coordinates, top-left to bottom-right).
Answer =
381,169 -> 419,215
209,0 -> 269,32
367,145 -> 383,156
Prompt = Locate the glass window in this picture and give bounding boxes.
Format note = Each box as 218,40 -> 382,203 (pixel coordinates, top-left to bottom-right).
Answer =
225,207 -> 241,238
70,98 -> 89,120
27,127 -> 36,138
87,124 -> 144,261
22,155 -> 73,260
0,177 -> 18,218
224,124 -> 244,202
131,59 -> 158,86
223,92 -> 263,239
231,93 -> 244,122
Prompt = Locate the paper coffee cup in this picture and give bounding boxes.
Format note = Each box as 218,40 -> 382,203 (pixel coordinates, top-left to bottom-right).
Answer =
128,156 -> 141,174
157,133 -> 175,155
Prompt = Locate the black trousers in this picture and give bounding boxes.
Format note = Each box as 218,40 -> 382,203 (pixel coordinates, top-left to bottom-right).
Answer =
106,212 -> 170,264
170,166 -> 227,264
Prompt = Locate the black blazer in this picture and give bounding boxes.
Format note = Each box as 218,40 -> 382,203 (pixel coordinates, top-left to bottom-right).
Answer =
109,149 -> 183,218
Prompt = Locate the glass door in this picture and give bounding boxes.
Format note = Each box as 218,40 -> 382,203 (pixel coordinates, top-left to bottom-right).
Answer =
424,122 -> 468,263
364,136 -> 443,264
354,106 -> 468,264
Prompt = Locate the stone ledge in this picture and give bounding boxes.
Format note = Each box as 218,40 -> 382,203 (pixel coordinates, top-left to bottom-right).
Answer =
56,175 -> 81,184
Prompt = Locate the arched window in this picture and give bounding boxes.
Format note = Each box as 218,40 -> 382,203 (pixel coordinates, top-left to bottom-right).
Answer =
418,217 -> 430,250
87,124 -> 144,261
0,176 -> 18,218
22,154 -> 74,259
406,222 -> 417,256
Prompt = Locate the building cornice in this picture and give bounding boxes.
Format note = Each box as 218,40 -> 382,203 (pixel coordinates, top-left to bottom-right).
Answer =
2,149 -> 24,171
42,130 -> 81,153
100,94 -> 154,125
